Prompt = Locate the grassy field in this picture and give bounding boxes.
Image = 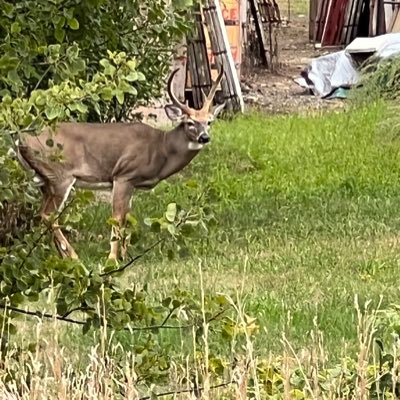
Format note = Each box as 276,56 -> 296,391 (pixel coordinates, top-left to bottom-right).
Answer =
71,101 -> 400,358
6,100 -> 400,398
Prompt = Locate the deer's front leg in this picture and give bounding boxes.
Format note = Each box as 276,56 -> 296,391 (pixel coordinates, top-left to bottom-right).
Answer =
108,180 -> 133,261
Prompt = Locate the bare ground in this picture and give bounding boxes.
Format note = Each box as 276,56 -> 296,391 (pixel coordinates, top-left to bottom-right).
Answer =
242,15 -> 346,114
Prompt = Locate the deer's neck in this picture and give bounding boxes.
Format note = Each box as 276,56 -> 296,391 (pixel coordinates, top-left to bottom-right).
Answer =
158,126 -> 201,180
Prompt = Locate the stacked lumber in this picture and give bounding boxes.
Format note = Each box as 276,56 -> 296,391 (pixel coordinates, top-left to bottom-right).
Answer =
183,0 -> 244,113
248,0 -> 281,69
309,0 -> 400,47
171,0 -> 284,113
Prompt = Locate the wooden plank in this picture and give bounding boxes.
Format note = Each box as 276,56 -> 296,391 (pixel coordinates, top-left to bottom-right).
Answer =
315,0 -> 331,42
321,0 -> 340,46
186,8 -> 212,109
249,0 -> 269,66
257,0 -> 280,23
272,0 -> 281,21
341,0 -> 356,44
354,0 -> 369,38
206,0 -> 243,78
351,0 -> 364,41
342,0 -> 365,45
249,0 -> 280,68
377,0 -> 387,33
309,0 -> 318,41
203,0 -> 244,112
385,2 -> 394,29
321,0 -> 349,46
389,5 -> 400,31
369,0 -> 386,35
370,0 -> 377,36
187,44 -> 202,108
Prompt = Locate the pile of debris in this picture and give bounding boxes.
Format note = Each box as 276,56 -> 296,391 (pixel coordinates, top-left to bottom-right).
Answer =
296,32 -> 400,99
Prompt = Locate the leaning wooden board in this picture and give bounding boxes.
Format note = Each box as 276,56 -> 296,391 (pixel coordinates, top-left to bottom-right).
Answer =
321,0 -> 350,46
389,6 -> 400,32
314,0 -> 331,43
203,0 -> 244,112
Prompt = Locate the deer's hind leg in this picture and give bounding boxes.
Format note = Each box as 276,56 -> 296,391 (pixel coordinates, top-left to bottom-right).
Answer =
108,181 -> 134,262
40,177 -> 78,260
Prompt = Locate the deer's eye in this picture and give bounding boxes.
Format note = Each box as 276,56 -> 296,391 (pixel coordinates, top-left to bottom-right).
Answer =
187,120 -> 196,129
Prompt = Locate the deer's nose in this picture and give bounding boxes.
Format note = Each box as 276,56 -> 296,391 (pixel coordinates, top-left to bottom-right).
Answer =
198,133 -> 210,144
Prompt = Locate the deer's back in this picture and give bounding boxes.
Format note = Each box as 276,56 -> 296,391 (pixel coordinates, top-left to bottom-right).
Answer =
19,122 -> 164,184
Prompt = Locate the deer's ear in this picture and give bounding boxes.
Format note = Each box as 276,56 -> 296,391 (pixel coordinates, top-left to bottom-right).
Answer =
212,102 -> 226,118
165,105 -> 185,121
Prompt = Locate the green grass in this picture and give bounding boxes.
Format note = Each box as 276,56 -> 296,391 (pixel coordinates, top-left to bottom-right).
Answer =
278,0 -> 309,16
70,102 -> 400,360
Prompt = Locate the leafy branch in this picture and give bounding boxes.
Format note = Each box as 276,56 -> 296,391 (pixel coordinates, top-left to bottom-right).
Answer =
0,303 -> 228,332
100,238 -> 164,277
100,205 -> 201,277
17,197 -> 76,269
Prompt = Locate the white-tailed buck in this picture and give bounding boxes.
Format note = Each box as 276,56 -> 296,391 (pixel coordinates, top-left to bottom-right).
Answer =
17,67 -> 225,261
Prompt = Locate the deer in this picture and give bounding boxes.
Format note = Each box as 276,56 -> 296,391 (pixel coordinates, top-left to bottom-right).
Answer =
16,67 -> 225,261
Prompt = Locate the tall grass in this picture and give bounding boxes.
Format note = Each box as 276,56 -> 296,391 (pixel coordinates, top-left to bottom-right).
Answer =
1,290 -> 399,398
352,55 -> 400,137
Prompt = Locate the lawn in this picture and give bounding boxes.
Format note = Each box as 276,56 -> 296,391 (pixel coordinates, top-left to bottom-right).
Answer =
74,101 -> 400,357
6,100 -> 400,398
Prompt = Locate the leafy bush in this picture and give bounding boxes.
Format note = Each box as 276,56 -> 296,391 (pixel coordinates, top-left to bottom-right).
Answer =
0,0 -> 191,118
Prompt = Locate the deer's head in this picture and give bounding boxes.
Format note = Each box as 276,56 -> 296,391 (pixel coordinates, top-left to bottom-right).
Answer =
165,67 -> 225,149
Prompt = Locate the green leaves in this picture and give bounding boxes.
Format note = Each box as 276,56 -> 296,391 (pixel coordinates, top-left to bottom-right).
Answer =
116,91 -> 124,105
99,59 -> 116,76
54,28 -> 66,43
10,22 -> 21,34
68,18 -> 79,30
45,105 -> 64,120
0,0 -> 190,123
165,203 -> 177,222
0,48 -> 146,132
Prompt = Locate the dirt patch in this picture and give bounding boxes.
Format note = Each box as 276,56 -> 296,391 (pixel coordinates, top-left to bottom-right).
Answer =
242,15 -> 346,114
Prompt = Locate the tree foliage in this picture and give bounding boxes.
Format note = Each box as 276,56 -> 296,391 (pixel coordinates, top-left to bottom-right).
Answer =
0,0 -> 191,118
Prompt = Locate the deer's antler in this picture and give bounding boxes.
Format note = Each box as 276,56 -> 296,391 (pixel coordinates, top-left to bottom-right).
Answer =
168,65 -> 224,114
167,69 -> 193,115
200,65 -> 224,112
